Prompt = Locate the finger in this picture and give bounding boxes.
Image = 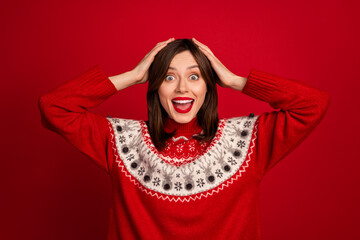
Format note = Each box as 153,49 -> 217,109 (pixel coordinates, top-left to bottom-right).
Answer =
192,37 -> 204,45
198,45 -> 217,63
197,45 -> 228,74
192,38 -> 208,49
193,38 -> 215,56
197,44 -> 217,60
151,39 -> 172,54
158,37 -> 175,46
200,45 -> 215,57
152,38 -> 175,52
145,38 -> 175,60
146,39 -> 172,57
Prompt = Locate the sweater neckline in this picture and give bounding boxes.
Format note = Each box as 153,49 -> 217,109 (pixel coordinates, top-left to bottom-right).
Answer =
138,118 -> 228,167
163,116 -> 203,138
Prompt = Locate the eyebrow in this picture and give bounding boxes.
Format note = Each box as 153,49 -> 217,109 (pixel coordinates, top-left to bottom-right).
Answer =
168,65 -> 199,71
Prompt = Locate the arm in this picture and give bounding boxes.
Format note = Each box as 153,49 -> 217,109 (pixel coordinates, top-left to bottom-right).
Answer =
191,38 -> 330,177
38,38 -> 175,175
241,69 -> 330,177
38,65 -> 118,174
108,70 -> 139,91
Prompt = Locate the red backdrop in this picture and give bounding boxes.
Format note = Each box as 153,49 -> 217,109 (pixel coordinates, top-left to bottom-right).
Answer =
2,0 -> 359,239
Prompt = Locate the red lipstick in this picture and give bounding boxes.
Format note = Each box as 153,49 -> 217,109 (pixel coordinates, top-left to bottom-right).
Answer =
171,97 -> 194,113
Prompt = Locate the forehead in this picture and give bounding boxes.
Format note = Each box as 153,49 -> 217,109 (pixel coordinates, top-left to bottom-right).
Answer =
169,51 -> 197,69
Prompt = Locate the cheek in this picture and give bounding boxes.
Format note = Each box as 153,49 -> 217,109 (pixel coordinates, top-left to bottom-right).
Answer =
194,83 -> 207,102
158,85 -> 171,110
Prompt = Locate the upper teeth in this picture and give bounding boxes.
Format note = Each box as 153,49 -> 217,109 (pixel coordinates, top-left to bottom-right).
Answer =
172,99 -> 193,104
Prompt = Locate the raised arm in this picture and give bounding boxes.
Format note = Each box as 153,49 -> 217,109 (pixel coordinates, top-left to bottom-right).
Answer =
110,37 -> 176,91
192,38 -> 330,177
241,69 -> 330,176
38,65 -> 118,174
38,38 -> 175,174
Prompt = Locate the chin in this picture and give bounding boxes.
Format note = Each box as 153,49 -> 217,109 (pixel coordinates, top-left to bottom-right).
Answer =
171,113 -> 195,124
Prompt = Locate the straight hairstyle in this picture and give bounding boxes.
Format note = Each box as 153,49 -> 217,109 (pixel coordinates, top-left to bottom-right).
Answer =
146,38 -> 220,151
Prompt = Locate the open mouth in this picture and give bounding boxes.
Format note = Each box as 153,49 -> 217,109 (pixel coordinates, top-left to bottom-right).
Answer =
171,98 -> 194,113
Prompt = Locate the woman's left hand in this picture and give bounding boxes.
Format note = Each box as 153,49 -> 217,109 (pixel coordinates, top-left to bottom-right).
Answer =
192,38 -> 247,91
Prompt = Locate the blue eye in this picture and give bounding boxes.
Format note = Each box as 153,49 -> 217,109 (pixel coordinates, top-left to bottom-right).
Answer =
166,75 -> 175,81
190,74 -> 199,80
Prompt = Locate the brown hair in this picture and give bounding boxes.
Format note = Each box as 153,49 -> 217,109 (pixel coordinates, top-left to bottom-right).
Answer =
146,38 -> 220,151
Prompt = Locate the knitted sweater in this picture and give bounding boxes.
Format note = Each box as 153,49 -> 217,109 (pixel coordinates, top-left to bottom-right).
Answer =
38,65 -> 330,240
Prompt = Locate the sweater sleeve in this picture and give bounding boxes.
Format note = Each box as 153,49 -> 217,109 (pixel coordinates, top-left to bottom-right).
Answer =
242,69 -> 330,177
38,65 -> 118,174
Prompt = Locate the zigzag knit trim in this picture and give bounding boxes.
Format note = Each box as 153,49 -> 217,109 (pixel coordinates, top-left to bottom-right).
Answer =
107,116 -> 259,202
139,119 -> 226,166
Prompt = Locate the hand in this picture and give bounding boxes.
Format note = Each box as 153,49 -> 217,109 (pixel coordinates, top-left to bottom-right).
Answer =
192,38 -> 246,90
131,37 -> 175,84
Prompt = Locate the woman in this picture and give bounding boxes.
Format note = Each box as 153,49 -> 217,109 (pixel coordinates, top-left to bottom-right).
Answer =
38,38 -> 330,239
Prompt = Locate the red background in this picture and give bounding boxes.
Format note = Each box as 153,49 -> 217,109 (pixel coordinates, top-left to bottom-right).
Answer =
2,0 -> 359,239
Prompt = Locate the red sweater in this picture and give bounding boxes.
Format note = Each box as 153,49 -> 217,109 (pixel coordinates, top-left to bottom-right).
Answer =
38,65 -> 330,240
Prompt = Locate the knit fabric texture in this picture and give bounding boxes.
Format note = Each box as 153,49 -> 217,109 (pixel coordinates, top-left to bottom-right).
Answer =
38,65 -> 330,240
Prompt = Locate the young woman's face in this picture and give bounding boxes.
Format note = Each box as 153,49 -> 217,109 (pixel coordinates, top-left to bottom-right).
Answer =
158,50 -> 207,124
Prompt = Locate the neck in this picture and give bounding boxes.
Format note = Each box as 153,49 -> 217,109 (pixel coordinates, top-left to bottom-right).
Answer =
163,116 -> 203,138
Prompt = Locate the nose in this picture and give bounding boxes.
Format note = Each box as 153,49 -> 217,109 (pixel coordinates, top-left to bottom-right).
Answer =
175,77 -> 189,93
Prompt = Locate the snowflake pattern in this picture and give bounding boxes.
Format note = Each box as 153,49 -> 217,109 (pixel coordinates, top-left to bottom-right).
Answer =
196,178 -> 205,188
176,144 -> 184,153
108,115 -> 258,199
175,182 -> 183,191
189,142 -> 196,152
215,169 -> 223,178
138,166 -> 145,176
237,140 -> 246,149
126,154 -> 135,161
201,142 -> 207,147
118,136 -> 126,143
227,157 -> 237,166
243,121 -> 252,128
152,177 -> 161,187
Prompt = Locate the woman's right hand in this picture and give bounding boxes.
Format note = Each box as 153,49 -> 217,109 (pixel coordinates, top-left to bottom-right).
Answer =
109,38 -> 175,91
131,37 -> 175,84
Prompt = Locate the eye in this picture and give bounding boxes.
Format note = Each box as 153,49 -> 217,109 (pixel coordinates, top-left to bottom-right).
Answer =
165,75 -> 175,81
190,74 -> 199,80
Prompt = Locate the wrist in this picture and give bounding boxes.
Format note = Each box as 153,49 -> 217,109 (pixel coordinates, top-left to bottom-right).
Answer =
127,70 -> 141,87
109,70 -> 138,91
228,75 -> 248,91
